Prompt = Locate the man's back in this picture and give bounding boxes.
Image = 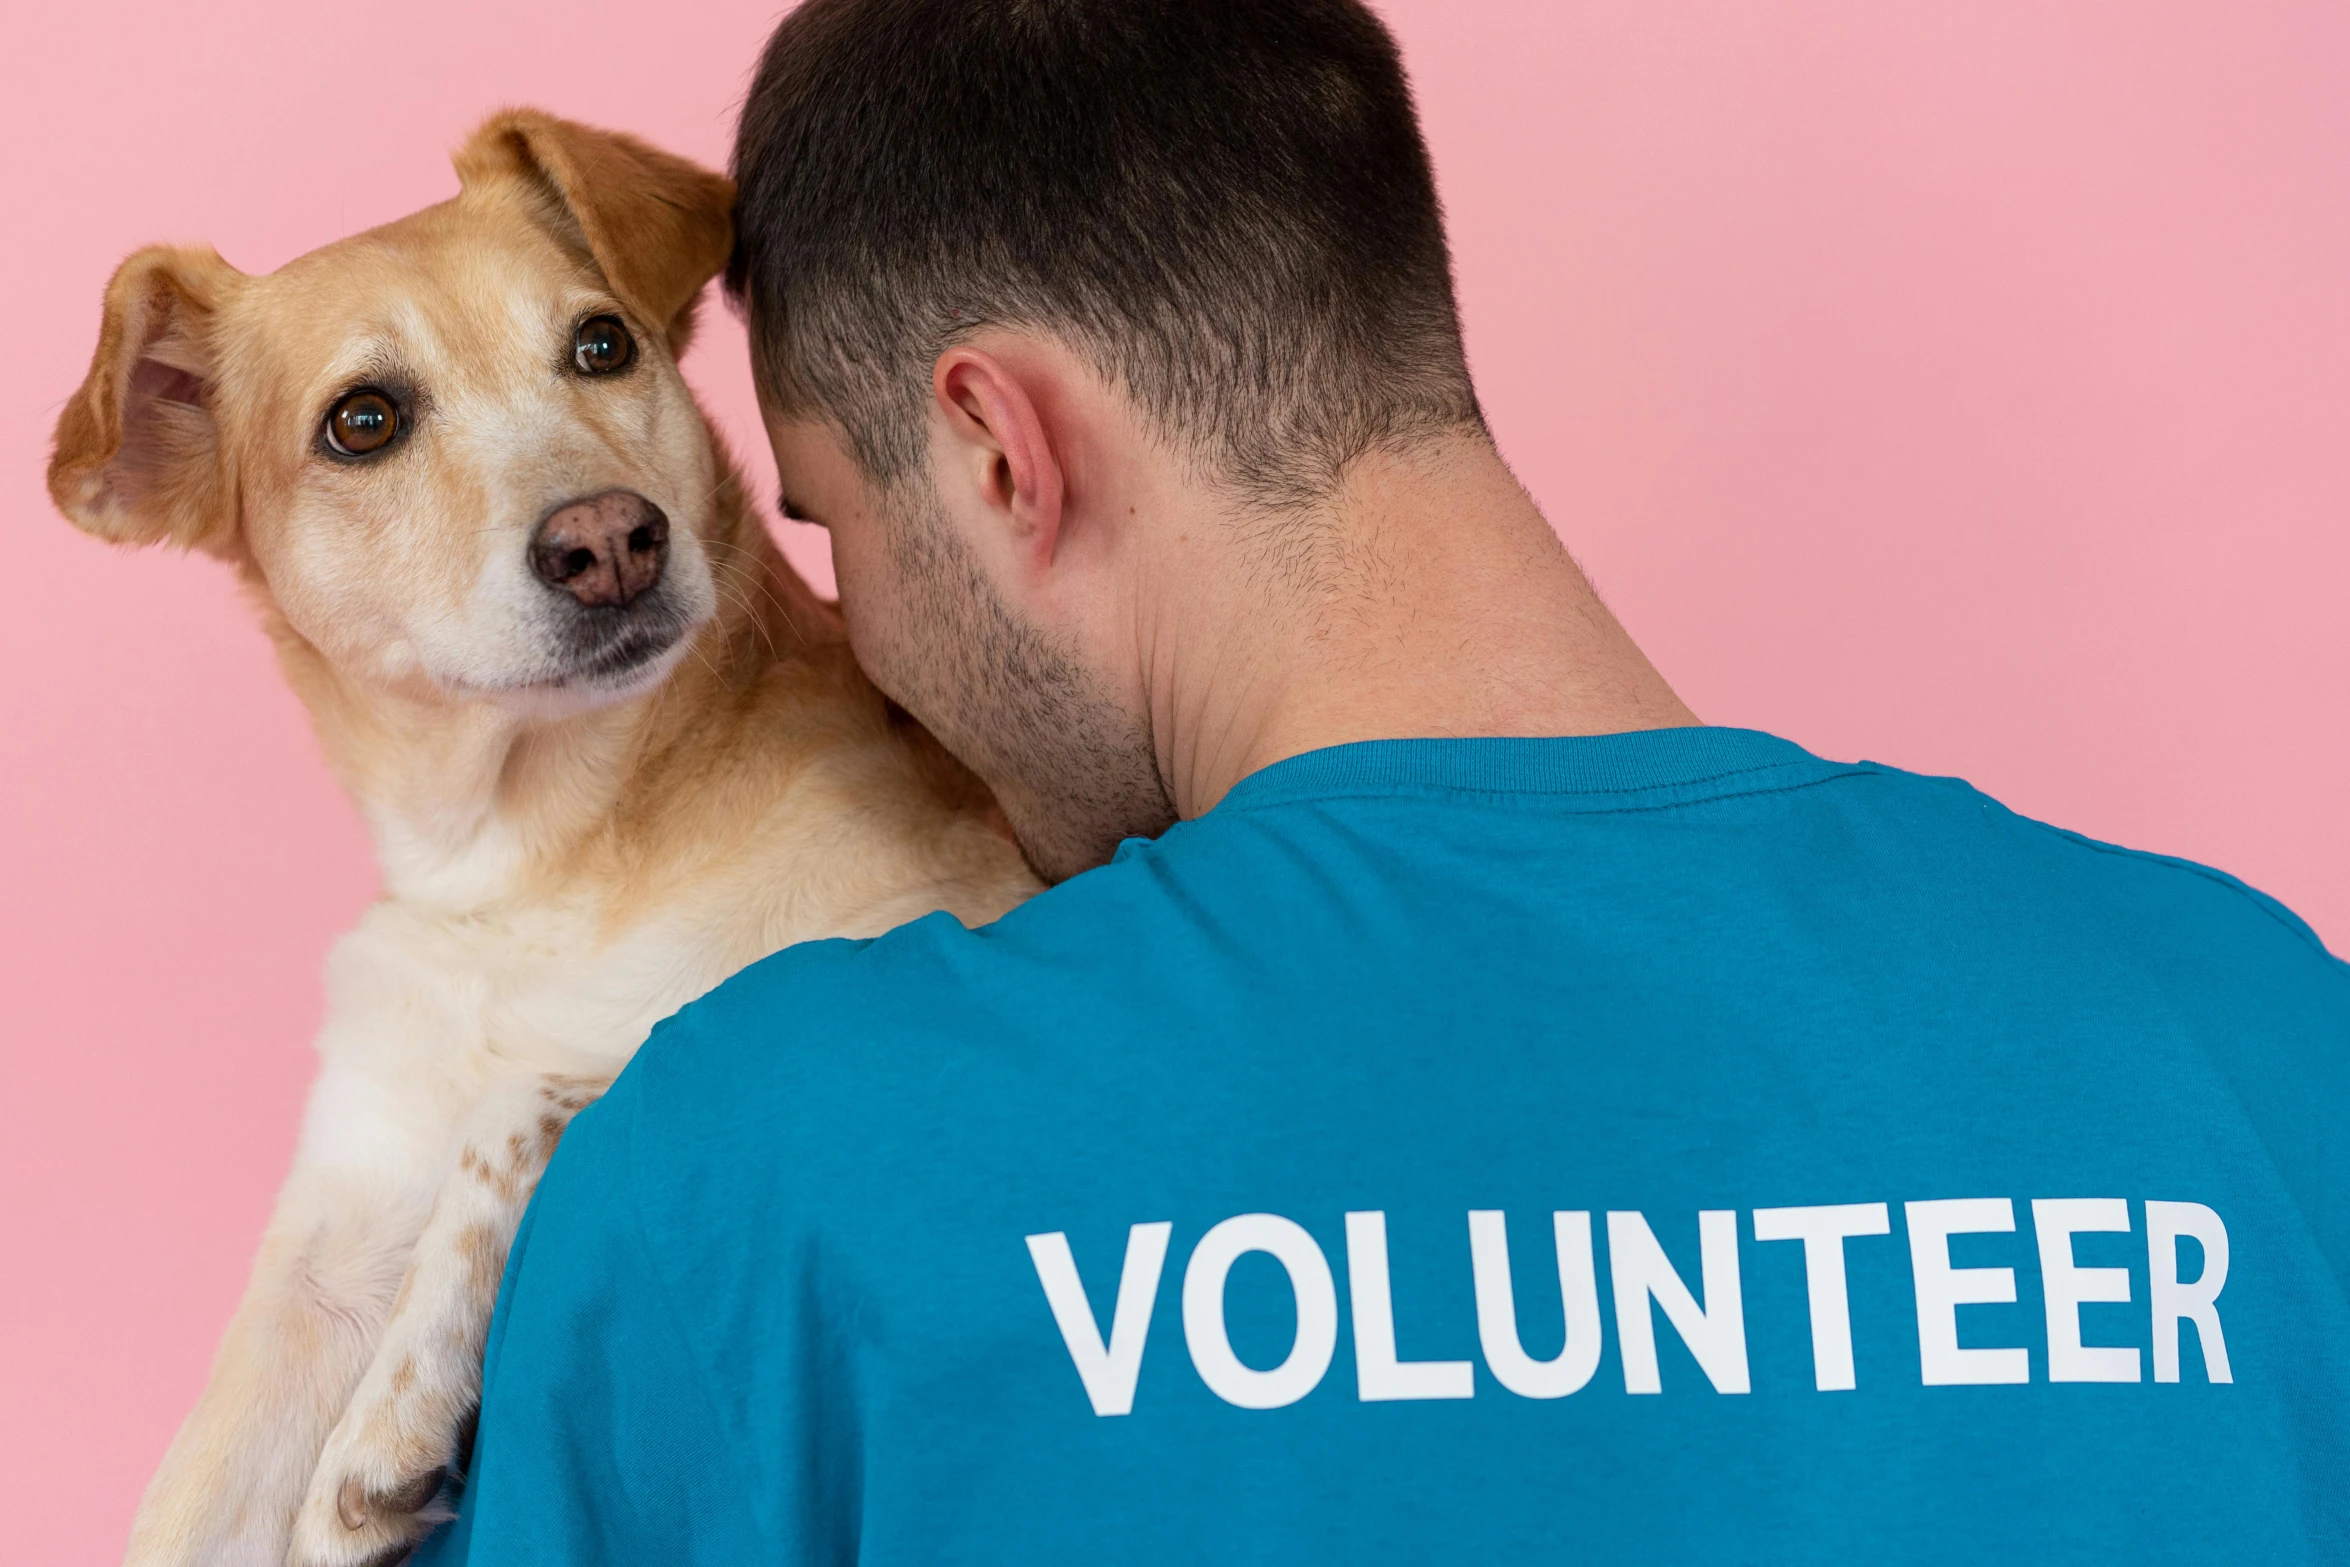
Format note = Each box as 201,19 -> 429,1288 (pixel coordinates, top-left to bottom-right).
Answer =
432,728 -> 2349,1562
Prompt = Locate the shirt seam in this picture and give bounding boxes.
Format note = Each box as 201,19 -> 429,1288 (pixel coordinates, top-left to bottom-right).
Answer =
1211,763 -> 1876,820
2027,821 -> 2343,966
2012,820 -> 2350,1303
1228,756 -> 1828,806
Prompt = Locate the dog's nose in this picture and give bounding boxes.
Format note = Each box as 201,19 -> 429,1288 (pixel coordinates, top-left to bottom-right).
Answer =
528,491 -> 669,608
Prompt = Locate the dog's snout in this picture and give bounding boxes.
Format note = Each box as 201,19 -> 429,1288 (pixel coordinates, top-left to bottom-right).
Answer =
529,491 -> 669,608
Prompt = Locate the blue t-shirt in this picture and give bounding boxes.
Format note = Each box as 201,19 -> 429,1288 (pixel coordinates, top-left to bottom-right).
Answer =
418,728 -> 2350,1563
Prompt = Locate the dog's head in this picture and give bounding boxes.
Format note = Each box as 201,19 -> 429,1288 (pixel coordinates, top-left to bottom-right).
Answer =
48,111 -> 734,714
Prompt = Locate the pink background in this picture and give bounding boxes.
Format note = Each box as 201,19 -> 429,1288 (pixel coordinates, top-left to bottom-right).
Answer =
4,2 -> 2345,1557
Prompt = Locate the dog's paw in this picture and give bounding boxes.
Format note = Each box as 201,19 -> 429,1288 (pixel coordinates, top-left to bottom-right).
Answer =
288,1395 -> 458,1567
288,1466 -> 444,1567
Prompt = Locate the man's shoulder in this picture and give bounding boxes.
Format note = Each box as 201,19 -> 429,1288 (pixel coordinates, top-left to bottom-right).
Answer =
639,748 -> 2346,1087
1870,762 -> 2340,971
671,848 -> 1173,1046
605,744 -> 2348,1187
618,853 -> 1176,1157
2013,813 -> 2335,960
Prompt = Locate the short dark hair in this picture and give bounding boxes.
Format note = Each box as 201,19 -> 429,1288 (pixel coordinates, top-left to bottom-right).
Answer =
728,0 -> 1483,506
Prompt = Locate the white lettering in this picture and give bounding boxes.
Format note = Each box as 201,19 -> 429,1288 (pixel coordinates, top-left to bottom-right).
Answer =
1026,1223 -> 1172,1416
1467,1210 -> 1603,1398
2147,1200 -> 2233,1384
1345,1212 -> 1474,1400
1182,1214 -> 1339,1409
1906,1198 -> 2030,1385
1041,1191 -> 2233,1414
1751,1202 -> 1891,1391
1606,1210 -> 1749,1394
2032,1198 -> 2140,1382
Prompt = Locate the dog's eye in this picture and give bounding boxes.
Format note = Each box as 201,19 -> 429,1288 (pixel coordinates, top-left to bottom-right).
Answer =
573,316 -> 636,376
324,390 -> 400,457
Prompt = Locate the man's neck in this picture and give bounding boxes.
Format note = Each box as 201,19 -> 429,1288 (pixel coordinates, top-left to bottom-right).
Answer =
1142,431 -> 1698,819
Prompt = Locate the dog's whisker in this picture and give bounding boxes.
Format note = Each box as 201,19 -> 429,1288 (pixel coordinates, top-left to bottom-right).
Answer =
705,532 -> 813,654
706,572 -> 788,664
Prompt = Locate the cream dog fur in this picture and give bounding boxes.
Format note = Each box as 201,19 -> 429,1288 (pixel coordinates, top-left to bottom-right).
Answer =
48,110 -> 1039,1567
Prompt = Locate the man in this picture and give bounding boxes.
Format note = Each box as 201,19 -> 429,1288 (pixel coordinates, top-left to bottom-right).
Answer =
422,0 -> 2349,1559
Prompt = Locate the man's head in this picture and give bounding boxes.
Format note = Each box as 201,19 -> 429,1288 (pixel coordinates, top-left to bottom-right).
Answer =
731,0 -> 1482,878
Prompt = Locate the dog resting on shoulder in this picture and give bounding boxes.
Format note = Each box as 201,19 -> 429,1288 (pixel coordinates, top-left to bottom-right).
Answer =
47,110 -> 1040,1567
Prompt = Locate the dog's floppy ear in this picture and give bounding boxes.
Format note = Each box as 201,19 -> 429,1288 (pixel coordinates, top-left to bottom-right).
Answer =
455,109 -> 734,356
48,245 -> 245,553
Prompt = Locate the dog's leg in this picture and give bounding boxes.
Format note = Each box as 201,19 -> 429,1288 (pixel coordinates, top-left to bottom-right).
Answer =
290,1071 -> 607,1567
123,1068 -> 446,1567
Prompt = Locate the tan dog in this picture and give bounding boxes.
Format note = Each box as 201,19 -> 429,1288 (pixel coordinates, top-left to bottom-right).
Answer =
48,110 -> 1040,1567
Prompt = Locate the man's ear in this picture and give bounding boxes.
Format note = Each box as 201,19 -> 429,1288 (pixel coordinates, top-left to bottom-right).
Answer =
48,244 -> 244,553
934,348 -> 1067,572
454,109 -> 734,356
